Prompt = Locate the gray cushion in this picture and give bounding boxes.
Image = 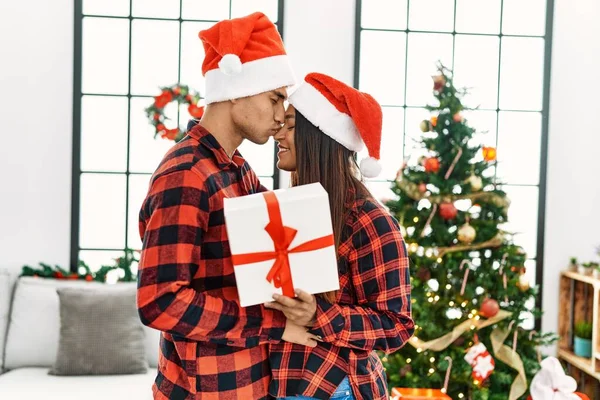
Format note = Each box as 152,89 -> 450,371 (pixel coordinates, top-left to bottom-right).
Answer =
49,287 -> 148,376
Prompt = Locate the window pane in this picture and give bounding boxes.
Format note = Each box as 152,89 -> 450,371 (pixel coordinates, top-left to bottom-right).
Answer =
501,185 -> 538,258
499,37 -> 545,111
82,17 -> 129,95
128,174 -> 152,250
79,173 -> 127,249
259,177 -> 274,190
180,22 -> 213,99
365,181 -> 396,206
361,0 -> 407,30
408,0 -> 454,32
178,102 -> 199,128
231,0 -> 278,22
462,110 -> 497,149
405,33 -> 453,106
130,20 -> 180,96
454,35 -> 500,110
181,0 -> 230,21
455,0 -> 501,34
359,31 -> 406,106
502,0 -> 546,36
496,111 -> 542,185
132,0 -> 180,19
238,139 -> 275,177
359,107 -> 405,181
129,97 -> 175,173
81,96 -> 128,172
83,0 -> 129,16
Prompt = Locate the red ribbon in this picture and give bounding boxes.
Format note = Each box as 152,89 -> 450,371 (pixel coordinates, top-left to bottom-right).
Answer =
231,192 -> 334,297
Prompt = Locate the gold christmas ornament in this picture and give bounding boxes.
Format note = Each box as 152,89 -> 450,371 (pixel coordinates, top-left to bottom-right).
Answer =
420,120 -> 432,132
468,174 -> 483,191
516,274 -> 530,292
458,222 -> 477,244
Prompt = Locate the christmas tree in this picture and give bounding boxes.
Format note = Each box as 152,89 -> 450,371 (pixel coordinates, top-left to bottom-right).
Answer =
383,64 -> 557,400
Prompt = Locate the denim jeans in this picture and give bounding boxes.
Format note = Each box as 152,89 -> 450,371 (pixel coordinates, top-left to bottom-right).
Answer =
277,376 -> 355,400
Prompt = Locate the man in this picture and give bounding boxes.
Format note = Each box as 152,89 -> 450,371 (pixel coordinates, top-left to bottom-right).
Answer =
137,12 -> 319,400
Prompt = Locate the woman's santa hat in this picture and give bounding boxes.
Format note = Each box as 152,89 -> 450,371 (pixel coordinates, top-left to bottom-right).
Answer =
198,12 -> 296,104
288,73 -> 383,178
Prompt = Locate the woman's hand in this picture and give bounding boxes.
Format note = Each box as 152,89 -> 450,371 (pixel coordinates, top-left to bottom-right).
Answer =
265,289 -> 317,327
282,320 -> 320,347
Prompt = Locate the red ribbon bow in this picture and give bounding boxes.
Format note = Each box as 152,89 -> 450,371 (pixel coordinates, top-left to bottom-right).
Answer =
231,192 -> 334,297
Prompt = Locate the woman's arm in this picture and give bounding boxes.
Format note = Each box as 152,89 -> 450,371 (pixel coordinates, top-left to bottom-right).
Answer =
310,202 -> 414,354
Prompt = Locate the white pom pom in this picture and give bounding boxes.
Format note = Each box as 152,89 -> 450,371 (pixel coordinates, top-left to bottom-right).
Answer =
360,157 -> 382,178
218,54 -> 242,76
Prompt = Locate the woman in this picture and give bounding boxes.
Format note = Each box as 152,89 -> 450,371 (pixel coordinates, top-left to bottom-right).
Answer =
265,73 -> 415,400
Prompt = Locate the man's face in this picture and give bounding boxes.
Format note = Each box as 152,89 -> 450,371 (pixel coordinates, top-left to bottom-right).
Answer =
231,87 -> 287,145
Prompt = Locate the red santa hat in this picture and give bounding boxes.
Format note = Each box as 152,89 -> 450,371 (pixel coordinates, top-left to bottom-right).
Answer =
198,12 -> 296,104
288,73 -> 383,178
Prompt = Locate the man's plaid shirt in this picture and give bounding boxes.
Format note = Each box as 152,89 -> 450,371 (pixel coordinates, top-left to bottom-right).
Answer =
268,196 -> 414,400
137,124 -> 286,400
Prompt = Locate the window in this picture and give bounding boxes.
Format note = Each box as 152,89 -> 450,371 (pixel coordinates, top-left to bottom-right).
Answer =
71,0 -> 284,271
355,0 -> 553,326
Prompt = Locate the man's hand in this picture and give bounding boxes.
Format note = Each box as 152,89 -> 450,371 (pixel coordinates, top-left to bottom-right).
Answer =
282,320 -> 320,348
264,289 -> 317,327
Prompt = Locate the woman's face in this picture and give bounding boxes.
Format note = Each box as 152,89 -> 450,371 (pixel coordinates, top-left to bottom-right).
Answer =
274,104 -> 297,172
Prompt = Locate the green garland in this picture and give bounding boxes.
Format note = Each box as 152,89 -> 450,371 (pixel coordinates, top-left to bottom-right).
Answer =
21,248 -> 139,283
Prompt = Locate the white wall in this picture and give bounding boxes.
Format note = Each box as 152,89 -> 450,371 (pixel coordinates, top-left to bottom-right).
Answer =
0,0 -> 73,275
542,0 -> 600,350
281,0 -> 356,187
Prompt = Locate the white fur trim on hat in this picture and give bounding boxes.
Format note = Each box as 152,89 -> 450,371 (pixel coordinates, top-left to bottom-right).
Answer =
360,157 -> 382,178
204,55 -> 296,104
218,54 -> 242,76
288,83 -> 364,152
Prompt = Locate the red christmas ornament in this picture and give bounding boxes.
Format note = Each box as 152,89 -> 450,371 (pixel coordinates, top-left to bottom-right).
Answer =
188,104 -> 205,119
439,202 -> 458,220
153,113 -> 161,121
416,266 -> 431,282
156,123 -> 166,133
479,298 -> 500,318
418,183 -> 427,193
173,86 -> 181,95
423,157 -> 440,173
453,113 -> 463,123
54,271 -> 64,279
433,75 -> 446,92
85,275 -> 93,282
185,94 -> 193,102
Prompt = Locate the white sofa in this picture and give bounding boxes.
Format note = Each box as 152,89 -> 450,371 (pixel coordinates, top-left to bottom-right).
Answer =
0,271 -> 160,400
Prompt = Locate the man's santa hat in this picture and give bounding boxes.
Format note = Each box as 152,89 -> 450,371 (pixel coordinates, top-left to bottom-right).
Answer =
198,12 -> 296,104
288,73 -> 383,178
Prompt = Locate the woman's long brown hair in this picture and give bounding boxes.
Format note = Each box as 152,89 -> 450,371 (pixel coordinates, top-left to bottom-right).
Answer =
290,110 -> 371,303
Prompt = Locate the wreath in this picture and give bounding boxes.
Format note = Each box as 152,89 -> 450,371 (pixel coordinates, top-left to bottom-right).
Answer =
145,84 -> 204,142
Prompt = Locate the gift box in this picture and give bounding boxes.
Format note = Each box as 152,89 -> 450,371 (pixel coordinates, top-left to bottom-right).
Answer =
223,183 -> 340,307
391,388 -> 451,400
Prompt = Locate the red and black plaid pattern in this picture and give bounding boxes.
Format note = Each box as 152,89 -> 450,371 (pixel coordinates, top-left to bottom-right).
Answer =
138,124 -> 286,399
269,198 -> 414,400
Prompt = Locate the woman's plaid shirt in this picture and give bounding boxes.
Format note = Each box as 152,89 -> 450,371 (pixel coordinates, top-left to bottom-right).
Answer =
268,197 -> 414,400
137,124 -> 286,400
